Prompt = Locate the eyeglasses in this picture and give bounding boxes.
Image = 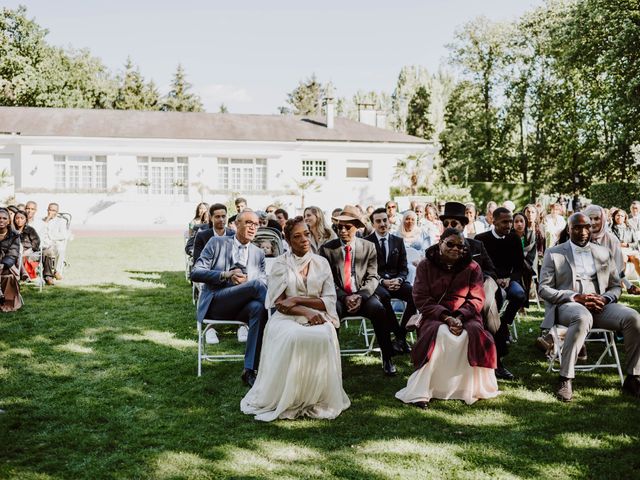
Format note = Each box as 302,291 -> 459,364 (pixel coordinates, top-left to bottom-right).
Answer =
337,223 -> 355,231
387,205 -> 398,210
442,219 -> 460,228
443,241 -> 465,250
244,221 -> 259,228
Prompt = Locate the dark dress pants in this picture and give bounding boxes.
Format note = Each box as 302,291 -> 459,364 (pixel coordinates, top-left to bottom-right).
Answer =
373,282 -> 416,341
205,279 -> 268,370
336,295 -> 394,360
494,280 -> 526,360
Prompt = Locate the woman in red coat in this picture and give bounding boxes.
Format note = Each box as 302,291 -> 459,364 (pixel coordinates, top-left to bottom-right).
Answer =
396,228 -> 498,408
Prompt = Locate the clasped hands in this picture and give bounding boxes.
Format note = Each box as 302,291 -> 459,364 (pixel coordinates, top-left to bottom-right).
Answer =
496,277 -> 511,289
444,315 -> 463,336
382,278 -> 402,291
574,293 -> 608,313
345,294 -> 362,313
275,296 -> 326,325
225,268 -> 247,285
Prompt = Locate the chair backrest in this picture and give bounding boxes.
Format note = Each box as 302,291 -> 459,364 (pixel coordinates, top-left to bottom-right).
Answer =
58,212 -> 72,230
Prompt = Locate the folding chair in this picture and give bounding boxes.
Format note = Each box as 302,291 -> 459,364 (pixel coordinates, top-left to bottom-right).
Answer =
546,325 -> 624,385
197,318 -> 248,376
340,316 -> 380,356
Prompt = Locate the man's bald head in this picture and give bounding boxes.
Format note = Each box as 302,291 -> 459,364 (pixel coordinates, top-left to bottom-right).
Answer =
568,213 -> 591,247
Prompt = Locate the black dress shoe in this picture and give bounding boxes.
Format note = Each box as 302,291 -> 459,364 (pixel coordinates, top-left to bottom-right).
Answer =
622,375 -> 640,398
411,401 -> 428,409
556,376 -> 573,402
382,358 -> 397,376
241,368 -> 257,387
495,366 -> 515,380
391,338 -> 411,355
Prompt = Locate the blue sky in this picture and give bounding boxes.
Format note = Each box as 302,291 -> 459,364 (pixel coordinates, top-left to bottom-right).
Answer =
7,1 -> 544,113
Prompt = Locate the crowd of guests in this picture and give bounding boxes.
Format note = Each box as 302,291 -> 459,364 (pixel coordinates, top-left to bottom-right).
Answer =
0,201 -> 71,313
186,196 -> 640,421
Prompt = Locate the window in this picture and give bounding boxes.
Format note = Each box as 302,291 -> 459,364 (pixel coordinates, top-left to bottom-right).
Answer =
302,160 -> 326,177
217,158 -> 267,191
346,160 -> 370,179
54,155 -> 107,192
137,156 -> 188,197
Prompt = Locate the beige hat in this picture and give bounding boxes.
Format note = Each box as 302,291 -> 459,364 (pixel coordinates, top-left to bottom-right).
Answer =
331,204 -> 365,228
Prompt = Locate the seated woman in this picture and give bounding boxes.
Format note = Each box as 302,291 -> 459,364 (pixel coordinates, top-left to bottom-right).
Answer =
399,210 -> 433,252
241,216 -> 350,421
13,209 -> 41,280
396,228 -> 498,408
611,208 -> 640,277
512,212 -> 536,306
304,205 -> 336,253
0,207 -> 23,312
463,203 -> 486,239
188,202 -> 209,237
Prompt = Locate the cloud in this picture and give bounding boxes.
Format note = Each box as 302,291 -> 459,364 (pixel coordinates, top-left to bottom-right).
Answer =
196,84 -> 252,111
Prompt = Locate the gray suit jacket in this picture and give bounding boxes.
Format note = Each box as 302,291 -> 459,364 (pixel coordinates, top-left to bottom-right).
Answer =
190,236 -> 266,322
538,241 -> 621,329
319,237 -> 380,301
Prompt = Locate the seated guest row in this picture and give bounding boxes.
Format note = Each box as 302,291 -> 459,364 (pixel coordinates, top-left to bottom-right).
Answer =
190,203 -> 640,421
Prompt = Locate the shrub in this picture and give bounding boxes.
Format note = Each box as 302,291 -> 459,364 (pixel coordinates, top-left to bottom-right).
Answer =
469,182 -> 533,211
589,183 -> 640,210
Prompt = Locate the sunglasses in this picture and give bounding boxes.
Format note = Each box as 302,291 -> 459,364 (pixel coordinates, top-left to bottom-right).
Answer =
442,219 -> 460,228
337,223 -> 355,231
443,241 -> 465,250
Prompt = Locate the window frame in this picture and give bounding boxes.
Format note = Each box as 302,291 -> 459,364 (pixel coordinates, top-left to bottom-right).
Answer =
53,154 -> 107,192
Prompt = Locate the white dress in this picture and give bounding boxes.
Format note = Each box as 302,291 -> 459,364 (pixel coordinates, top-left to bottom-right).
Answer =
240,252 -> 350,421
396,324 -> 499,405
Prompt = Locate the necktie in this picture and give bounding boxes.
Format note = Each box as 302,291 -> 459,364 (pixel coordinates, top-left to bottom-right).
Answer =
238,245 -> 247,266
344,245 -> 352,294
379,237 -> 387,266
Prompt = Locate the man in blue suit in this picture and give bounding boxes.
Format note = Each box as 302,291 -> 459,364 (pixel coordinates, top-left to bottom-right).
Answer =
191,210 -> 267,386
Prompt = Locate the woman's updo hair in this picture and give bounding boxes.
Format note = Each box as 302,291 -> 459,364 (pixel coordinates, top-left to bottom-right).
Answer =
440,227 -> 463,242
0,207 -> 10,218
283,216 -> 307,242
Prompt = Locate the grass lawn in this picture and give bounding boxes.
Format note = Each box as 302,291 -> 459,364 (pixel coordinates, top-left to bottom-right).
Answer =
1,236 -> 640,479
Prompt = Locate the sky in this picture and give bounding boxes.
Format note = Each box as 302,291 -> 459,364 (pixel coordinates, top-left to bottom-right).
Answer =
6,1 -> 545,114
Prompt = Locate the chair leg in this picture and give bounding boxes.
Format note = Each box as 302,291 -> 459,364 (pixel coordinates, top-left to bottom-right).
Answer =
197,322 -> 202,377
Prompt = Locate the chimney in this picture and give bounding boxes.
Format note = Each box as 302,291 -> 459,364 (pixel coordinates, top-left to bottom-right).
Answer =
358,102 -> 376,126
324,82 -> 335,129
376,112 -> 387,129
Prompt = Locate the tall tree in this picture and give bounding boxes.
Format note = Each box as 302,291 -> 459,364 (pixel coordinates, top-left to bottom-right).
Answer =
282,74 -> 324,115
390,65 -> 431,132
161,64 -> 203,112
114,57 -> 159,110
406,86 -> 434,140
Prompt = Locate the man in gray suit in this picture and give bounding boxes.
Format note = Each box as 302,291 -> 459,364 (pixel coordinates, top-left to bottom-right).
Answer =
319,205 -> 397,376
191,210 -> 267,387
539,212 -> 640,401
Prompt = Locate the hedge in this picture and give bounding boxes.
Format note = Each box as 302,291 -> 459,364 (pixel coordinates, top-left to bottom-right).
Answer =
589,183 -> 640,209
469,182 -> 533,212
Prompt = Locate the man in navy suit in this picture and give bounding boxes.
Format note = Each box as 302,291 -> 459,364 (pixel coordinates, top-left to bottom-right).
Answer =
191,210 -> 267,387
192,203 -> 235,262
365,208 -> 415,355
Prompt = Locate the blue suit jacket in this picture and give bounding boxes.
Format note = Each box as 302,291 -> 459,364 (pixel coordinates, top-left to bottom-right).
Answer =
190,236 -> 266,321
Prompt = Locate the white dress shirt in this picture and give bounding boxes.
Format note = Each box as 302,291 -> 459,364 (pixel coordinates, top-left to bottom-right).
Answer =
569,241 -> 597,280
233,237 -> 249,266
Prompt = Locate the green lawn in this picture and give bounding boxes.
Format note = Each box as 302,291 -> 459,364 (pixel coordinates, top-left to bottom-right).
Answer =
1,236 -> 639,479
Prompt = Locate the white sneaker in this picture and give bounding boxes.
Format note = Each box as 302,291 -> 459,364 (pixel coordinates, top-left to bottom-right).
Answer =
205,328 -> 219,344
237,325 -> 249,343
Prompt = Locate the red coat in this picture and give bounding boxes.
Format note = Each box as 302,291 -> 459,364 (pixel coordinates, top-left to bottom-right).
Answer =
410,251 -> 497,370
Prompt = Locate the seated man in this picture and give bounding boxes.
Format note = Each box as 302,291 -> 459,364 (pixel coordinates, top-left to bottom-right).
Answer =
476,207 -> 526,380
319,205 -> 398,376
191,210 -> 267,387
365,207 -> 415,354
191,203 -> 235,262
35,203 -> 69,285
539,213 -> 640,402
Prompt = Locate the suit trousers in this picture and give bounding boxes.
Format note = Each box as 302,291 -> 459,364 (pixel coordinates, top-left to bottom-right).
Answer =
205,279 -> 268,370
42,245 -> 57,279
557,302 -> 640,378
336,295 -> 394,360
373,282 -> 416,340
493,281 -> 526,360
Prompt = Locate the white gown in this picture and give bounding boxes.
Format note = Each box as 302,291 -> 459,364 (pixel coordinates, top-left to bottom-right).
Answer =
396,324 -> 499,405
241,252 -> 350,421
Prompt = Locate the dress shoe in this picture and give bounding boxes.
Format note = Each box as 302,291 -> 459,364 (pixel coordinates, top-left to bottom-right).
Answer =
495,366 -> 515,380
535,333 -> 554,353
627,285 -> 640,295
44,277 -> 55,286
622,375 -> 640,398
205,328 -> 219,344
241,368 -> 257,387
237,325 -> 249,343
556,376 -> 573,402
54,272 -> 62,280
391,338 -> 411,355
411,401 -> 429,409
382,358 -> 397,376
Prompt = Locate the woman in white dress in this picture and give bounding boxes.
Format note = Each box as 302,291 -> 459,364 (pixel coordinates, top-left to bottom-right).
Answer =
241,216 -> 350,421
396,228 -> 499,408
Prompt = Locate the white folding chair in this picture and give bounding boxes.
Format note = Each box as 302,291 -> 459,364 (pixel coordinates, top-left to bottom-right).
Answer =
340,316 -> 380,356
546,325 -> 624,385
197,318 -> 248,376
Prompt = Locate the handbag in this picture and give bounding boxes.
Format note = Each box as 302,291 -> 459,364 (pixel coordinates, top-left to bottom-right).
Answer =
405,271 -> 459,332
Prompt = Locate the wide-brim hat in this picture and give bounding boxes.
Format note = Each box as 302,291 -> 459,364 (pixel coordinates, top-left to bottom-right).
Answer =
439,201 -> 469,225
332,204 -> 365,228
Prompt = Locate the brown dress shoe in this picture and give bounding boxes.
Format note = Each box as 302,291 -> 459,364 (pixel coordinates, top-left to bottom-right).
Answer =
45,277 -> 55,286
556,376 -> 573,402
622,375 -> 640,398
54,272 -> 63,280
627,285 -> 640,295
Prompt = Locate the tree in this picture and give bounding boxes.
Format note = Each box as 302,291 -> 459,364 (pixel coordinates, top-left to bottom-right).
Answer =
392,151 -> 435,196
114,57 -> 159,110
406,86 -> 434,140
390,65 -> 431,132
161,64 -> 203,112
218,103 -> 228,113
282,74 -> 324,115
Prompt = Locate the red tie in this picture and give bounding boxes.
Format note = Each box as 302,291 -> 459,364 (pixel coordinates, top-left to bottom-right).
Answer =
344,245 -> 352,294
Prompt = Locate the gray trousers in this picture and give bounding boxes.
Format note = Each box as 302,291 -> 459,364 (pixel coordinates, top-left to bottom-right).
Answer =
557,302 -> 640,378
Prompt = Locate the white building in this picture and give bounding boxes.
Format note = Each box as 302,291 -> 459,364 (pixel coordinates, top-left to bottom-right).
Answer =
0,106 -> 432,228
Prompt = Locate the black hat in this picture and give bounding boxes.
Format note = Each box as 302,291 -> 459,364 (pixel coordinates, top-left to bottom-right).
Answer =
439,202 -> 469,225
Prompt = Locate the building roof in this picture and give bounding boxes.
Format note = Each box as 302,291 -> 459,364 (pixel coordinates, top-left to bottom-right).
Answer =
0,107 -> 428,144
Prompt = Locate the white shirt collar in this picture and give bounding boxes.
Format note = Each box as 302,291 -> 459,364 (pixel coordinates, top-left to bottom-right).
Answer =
491,229 -> 505,240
